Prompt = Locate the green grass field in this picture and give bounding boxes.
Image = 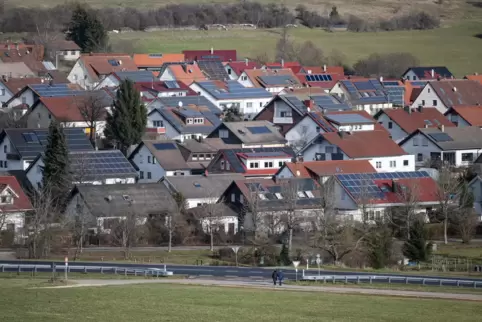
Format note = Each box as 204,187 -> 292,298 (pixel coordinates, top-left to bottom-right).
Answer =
1,279 -> 482,322
436,242 -> 482,259
111,21 -> 482,77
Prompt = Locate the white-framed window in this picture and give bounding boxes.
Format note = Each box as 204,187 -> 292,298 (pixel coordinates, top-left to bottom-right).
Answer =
231,193 -> 235,202
264,161 -> 273,168
199,154 -> 205,160
220,160 -> 225,170
139,171 -> 144,179
246,102 -> 253,108
305,191 -> 315,198
297,191 -> 306,198
219,130 -> 229,138
417,153 -> 423,162
249,162 -> 259,169
403,160 -> 409,166
413,137 -> 419,146
194,118 -> 204,124
275,193 -> 283,199
153,120 -> 163,127
390,160 -> 396,168
278,161 -> 284,167
147,172 -> 152,179
192,154 -> 198,161
258,193 -> 267,200
186,118 -> 193,124
241,76 -> 247,81
376,161 -> 382,169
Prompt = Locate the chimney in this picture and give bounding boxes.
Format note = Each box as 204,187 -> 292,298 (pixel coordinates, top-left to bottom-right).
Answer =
417,105 -> 423,113
441,124 -> 445,132
245,58 -> 248,66
431,69 -> 435,78
453,87 -> 457,92
210,47 -> 214,54
379,76 -> 383,82
404,106 -> 411,114
307,70 -> 312,74
323,64 -> 327,72
338,131 -> 345,138
281,59 -> 284,68
303,99 -> 314,110
118,60 -> 122,65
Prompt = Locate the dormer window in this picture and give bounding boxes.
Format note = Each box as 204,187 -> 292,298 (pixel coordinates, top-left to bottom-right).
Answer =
0,195 -> 13,204
186,118 -> 193,124
192,154 -> 198,161
194,118 -> 204,124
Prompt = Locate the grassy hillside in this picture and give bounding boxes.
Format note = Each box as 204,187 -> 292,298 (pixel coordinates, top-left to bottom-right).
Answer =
111,21 -> 482,77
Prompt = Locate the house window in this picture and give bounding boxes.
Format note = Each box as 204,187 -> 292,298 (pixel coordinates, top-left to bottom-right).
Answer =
220,160 -> 225,170
376,161 -> 382,169
153,158 -> 156,164
1,89 -> 5,96
433,100 -> 437,106
241,76 -> 247,81
147,172 -> 152,179
305,191 -> 315,198
260,102 -> 263,107
0,161 -> 3,168
264,161 -> 273,168
249,162 -> 259,169
231,193 -> 235,202
219,130 -> 229,138
246,102 -> 253,108
148,156 -> 151,163
278,161 -> 284,167
0,196 -> 12,204
153,120 -> 163,127
316,126 -> 320,132
258,193 -> 267,200
280,111 -> 292,117
4,161 -> 7,168
37,165 -> 42,173
226,162 -> 230,170
422,100 -> 425,106
428,88 -> 431,93
297,191 -> 306,198
21,97 -> 27,104
390,160 -> 396,168
199,154 -> 205,160
388,122 -> 392,129
227,69 -> 232,75
186,118 -> 193,124
403,160 -> 409,166
417,153 -> 423,162
413,137 -> 419,146
192,154 -> 198,161
194,118 -> 204,124
422,137 -> 428,146
140,171 -> 144,179
462,153 -> 474,162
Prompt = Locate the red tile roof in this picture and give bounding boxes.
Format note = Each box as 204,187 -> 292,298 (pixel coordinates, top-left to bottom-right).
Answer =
324,110 -> 388,133
465,74 -> 482,84
0,175 -> 33,212
36,96 -> 108,122
79,54 -> 138,81
183,50 -> 237,62
321,131 -> 407,158
168,64 -> 206,85
226,61 -> 261,76
303,66 -> 344,75
0,77 -> 46,95
380,107 -> 455,134
446,105 -> 482,126
283,160 -> 376,178
133,53 -> 185,67
430,80 -> 482,107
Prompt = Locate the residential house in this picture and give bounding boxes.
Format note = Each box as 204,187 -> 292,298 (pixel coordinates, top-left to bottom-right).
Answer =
25,150 -> 137,191
410,80 -> 482,113
299,130 -> 415,172
129,140 -> 205,182
65,183 -> 176,233
147,95 -> 220,114
374,107 -> 455,142
238,68 -> 302,93
224,60 -> 261,80
0,62 -> 35,79
0,76 -> 45,107
401,80 -> 427,106
146,103 -> 221,141
25,91 -> 111,137
402,67 -> 454,81
332,171 -> 439,221
46,40 -> 81,62
158,62 -> 207,85
196,60 -> 230,81
176,139 -> 220,175
330,79 -> 397,115
206,147 -> 295,178
398,126 -> 482,167
222,177 -> 322,234
162,173 -> 244,208
254,94 -> 350,134
67,53 -> 138,89
190,80 -> 272,119
5,83 -> 83,110
134,81 -> 196,102
182,49 -> 237,62
296,72 -> 344,91
467,175 -> 482,221
207,121 -> 287,148
285,110 -> 383,149
0,175 -> 33,244
187,203 -> 239,234
0,43 -> 46,75
95,70 -> 158,89
444,105 -> 482,128
275,159 -> 376,180
133,53 -> 185,71
0,128 -> 94,171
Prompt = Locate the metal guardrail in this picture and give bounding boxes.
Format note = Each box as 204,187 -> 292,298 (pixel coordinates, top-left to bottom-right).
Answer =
301,271 -> 482,288
0,264 -> 174,277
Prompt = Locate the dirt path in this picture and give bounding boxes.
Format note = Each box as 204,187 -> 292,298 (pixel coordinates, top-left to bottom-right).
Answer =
39,277 -> 482,301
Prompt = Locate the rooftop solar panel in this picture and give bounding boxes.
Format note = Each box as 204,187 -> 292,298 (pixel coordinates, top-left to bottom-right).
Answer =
382,81 -> 400,86
165,81 -> 180,89
258,75 -> 297,86
428,133 -> 453,142
70,150 -> 136,181
354,81 -> 375,91
246,126 -> 271,134
153,143 -> 177,150
325,114 -> 373,124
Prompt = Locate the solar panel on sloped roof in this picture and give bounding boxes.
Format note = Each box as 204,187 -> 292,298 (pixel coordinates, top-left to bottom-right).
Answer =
354,81 -> 375,91
246,126 -> 271,134
153,143 -> 177,150
258,75 -> 296,85
325,114 -> 373,124
224,150 -> 245,173
428,133 -> 453,142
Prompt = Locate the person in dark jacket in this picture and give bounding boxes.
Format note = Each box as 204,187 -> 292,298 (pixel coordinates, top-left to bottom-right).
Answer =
277,270 -> 284,286
271,270 -> 277,285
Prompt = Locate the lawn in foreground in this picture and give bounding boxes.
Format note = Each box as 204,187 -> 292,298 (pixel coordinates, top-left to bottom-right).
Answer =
112,21 -> 482,77
1,281 -> 482,322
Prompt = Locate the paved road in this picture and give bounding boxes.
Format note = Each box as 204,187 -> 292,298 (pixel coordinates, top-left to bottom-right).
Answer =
39,277 -> 482,301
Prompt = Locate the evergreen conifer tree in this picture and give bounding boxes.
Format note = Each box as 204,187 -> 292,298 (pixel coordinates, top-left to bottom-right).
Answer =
279,243 -> 291,266
66,4 -> 108,52
105,79 -> 147,156
402,219 -> 432,263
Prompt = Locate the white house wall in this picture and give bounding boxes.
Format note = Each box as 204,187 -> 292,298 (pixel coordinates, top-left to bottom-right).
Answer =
376,113 -> 408,142
0,136 -> 23,171
7,89 -> 36,108
445,112 -> 471,127
131,144 -> 166,183
159,68 -> 176,82
410,84 -> 447,113
0,84 -> 13,106
95,75 -> 120,89
224,65 -> 239,80
67,60 -> 90,89
147,110 -> 181,140
400,133 -> 442,167
274,166 -> 295,179
368,155 -> 415,172
237,72 -> 255,87
285,117 -> 322,149
273,99 -> 296,124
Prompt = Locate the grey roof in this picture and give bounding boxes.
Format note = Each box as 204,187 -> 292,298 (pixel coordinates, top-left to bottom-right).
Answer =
74,183 -> 176,218
197,60 -> 230,80
196,80 -> 272,100
0,62 -> 35,77
114,71 -> 156,82
280,95 -> 350,115
257,75 -> 299,86
164,174 -> 244,199
324,113 -> 374,125
177,139 -> 218,153
29,83 -> 85,97
156,96 -> 221,115
417,127 -> 482,150
406,66 -> 453,79
149,107 -> 221,135
69,150 -> 137,181
1,128 -> 94,160
132,140 -> 190,171
218,121 -> 286,145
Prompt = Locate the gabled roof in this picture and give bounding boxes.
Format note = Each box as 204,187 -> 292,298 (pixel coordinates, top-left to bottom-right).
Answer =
183,50 -> 237,62
296,72 -> 344,90
154,96 -> 220,114
404,66 -> 454,80
445,105 -> 482,126
130,140 -> 190,171
72,183 -> 176,217
335,171 -> 439,206
278,160 -> 376,179
0,175 -> 33,212
0,77 -> 46,96
134,80 -> 196,101
275,94 -> 351,116
226,61 -> 261,75
338,79 -> 392,105
110,70 -> 156,83
194,80 -> 272,100
167,64 -> 206,85
0,62 -> 35,78
465,74 -> 482,85
400,126 -> 482,150
311,131 -> 407,158
211,121 -> 286,145
429,80 -> 482,107
133,53 -> 185,68
163,173 -> 244,199
47,40 -> 81,51
243,68 -> 301,88
0,128 -> 94,160
79,54 -> 138,82
375,107 -> 455,134
197,60 -> 230,80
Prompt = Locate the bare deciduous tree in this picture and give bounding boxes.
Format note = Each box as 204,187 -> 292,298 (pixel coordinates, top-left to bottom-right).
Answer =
75,92 -> 107,149
452,182 -> 478,244
436,165 -> 459,244
387,180 -> 422,240
111,202 -> 143,259
279,179 -> 305,255
193,196 -> 225,251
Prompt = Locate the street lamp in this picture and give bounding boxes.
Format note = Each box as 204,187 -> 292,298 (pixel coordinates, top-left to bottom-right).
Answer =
231,246 -> 240,267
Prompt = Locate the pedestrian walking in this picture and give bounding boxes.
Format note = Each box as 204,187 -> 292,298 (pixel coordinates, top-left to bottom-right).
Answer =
277,270 -> 284,286
271,270 -> 277,285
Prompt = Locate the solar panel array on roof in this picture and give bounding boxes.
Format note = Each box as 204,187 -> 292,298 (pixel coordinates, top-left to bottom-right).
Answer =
243,151 -> 289,158
382,81 -> 400,87
311,95 -> 351,111
353,81 -> 376,91
325,114 -> 373,124
224,150 -> 245,173
341,80 -> 357,94
197,81 -> 271,99
336,171 -> 430,199
258,75 -> 297,86
284,96 -> 307,113
70,150 -> 136,181
165,81 -> 180,89
158,96 -> 220,114
306,74 -> 333,82
428,133 -> 453,142
30,84 -> 85,97
246,126 -> 271,134
369,79 -> 383,90
385,86 -> 405,106
197,60 -> 229,80
309,112 -> 335,132
153,142 -> 177,150
411,81 -> 427,86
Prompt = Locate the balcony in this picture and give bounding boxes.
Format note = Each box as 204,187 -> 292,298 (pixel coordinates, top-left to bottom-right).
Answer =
146,127 -> 166,134
273,117 -> 293,124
